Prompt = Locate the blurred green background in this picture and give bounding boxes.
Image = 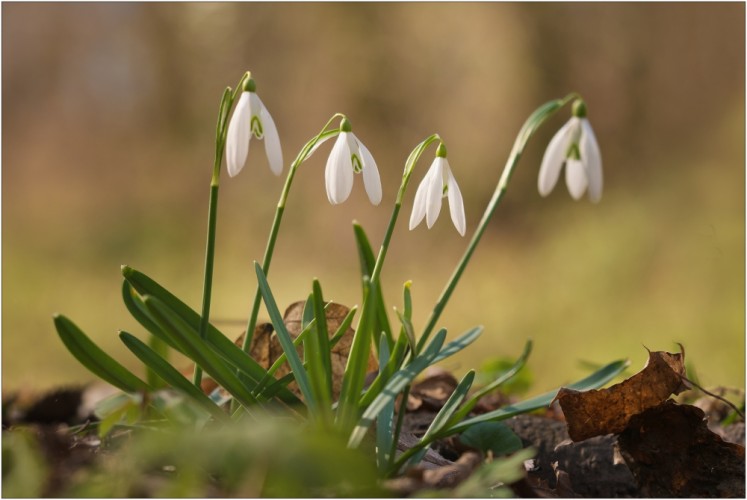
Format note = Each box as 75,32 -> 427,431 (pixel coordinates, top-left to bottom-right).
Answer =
3,3 -> 744,394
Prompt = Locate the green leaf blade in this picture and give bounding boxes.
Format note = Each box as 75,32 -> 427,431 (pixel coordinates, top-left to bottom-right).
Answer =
142,295 -> 260,412
119,331 -> 228,422
254,263 -> 316,412
53,314 -> 150,393
348,329 -> 447,448
447,359 -> 630,435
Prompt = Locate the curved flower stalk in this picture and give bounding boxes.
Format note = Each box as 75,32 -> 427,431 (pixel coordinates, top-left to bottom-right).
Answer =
416,94 -> 591,351
538,100 -> 602,202
240,114 -> 380,360
324,118 -> 382,205
409,143 -> 466,236
225,77 -> 283,177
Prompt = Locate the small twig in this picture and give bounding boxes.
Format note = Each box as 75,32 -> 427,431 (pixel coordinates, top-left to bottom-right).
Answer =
681,374 -> 745,420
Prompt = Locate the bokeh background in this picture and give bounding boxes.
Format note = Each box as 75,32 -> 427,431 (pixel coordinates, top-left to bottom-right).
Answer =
3,3 -> 744,394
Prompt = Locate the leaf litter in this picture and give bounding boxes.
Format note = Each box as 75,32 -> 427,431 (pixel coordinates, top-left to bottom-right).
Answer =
5,319 -> 745,497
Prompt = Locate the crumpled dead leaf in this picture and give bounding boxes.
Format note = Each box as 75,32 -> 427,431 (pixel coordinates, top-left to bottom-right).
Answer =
556,347 -> 689,441
618,400 -> 745,497
230,301 -> 376,399
407,367 -> 458,411
383,451 -> 482,495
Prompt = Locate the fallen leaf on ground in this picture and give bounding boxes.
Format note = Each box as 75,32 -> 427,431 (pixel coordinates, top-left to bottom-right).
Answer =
618,400 -> 745,497
226,301 -> 376,399
556,347 -> 688,441
407,367 -> 458,411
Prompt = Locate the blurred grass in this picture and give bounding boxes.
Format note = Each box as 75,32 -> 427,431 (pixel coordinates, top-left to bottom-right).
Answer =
3,3 -> 744,394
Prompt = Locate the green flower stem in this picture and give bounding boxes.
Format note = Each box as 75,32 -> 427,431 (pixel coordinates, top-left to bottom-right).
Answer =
336,135 -> 443,431
193,77 -> 249,387
416,94 -> 578,351
240,114 -> 345,355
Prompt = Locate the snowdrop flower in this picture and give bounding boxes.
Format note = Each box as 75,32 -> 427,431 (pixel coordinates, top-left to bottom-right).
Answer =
225,77 -> 283,177
324,117 -> 382,205
538,100 -> 603,202
409,143 -> 466,236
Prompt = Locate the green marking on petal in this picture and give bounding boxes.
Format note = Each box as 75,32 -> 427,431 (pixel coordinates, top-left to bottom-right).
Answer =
566,143 -> 581,160
352,154 -> 363,173
251,115 -> 264,139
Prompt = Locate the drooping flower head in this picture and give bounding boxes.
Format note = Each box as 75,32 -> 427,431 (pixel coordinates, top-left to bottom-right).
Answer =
324,117 -> 382,205
409,143 -> 466,236
225,77 -> 283,177
538,99 -> 603,202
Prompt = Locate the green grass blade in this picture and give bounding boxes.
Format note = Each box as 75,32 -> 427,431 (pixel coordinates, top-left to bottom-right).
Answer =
142,295 -> 260,412
446,359 -> 630,435
254,263 -> 316,412
122,266 -> 300,405
348,329 -> 447,448
352,223 -> 393,347
53,314 -> 150,393
118,331 -> 228,422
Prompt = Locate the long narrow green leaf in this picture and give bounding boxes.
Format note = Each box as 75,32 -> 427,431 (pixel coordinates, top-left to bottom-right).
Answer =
375,334 -> 395,472
404,370 -> 476,469
53,314 -> 150,393
446,359 -> 630,435
122,266 -> 300,405
255,306 -> 357,400
430,326 -> 483,364
142,295 -> 260,412
348,329 -> 447,448
391,358 -> 628,473
310,280 -> 333,411
122,280 -> 171,346
447,340 -> 533,426
118,331 -> 228,422
359,329 -> 409,407
352,223 -> 393,347
337,277 -> 376,431
254,263 -> 316,412
395,309 -> 417,356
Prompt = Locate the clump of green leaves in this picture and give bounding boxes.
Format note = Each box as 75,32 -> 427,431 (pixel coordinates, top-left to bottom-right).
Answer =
53,72 -> 627,488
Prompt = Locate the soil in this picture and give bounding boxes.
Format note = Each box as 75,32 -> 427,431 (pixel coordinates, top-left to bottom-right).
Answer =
3,380 -> 745,497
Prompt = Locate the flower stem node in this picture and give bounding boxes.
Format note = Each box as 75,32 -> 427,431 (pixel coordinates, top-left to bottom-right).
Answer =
538,106 -> 602,203
324,118 -> 382,205
225,80 -> 283,178
409,145 -> 466,236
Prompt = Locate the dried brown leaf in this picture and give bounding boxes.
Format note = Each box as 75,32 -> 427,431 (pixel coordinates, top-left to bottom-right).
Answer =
618,400 -> 745,497
556,347 -> 688,441
227,301 -> 376,399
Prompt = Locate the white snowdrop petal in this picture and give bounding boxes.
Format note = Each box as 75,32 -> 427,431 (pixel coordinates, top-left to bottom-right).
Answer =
225,92 -> 252,177
357,138 -> 382,205
565,159 -> 588,200
409,167 -> 432,230
581,119 -> 603,203
445,163 -> 466,236
538,120 -> 574,196
325,133 -> 353,204
425,157 -> 444,228
257,97 -> 283,176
